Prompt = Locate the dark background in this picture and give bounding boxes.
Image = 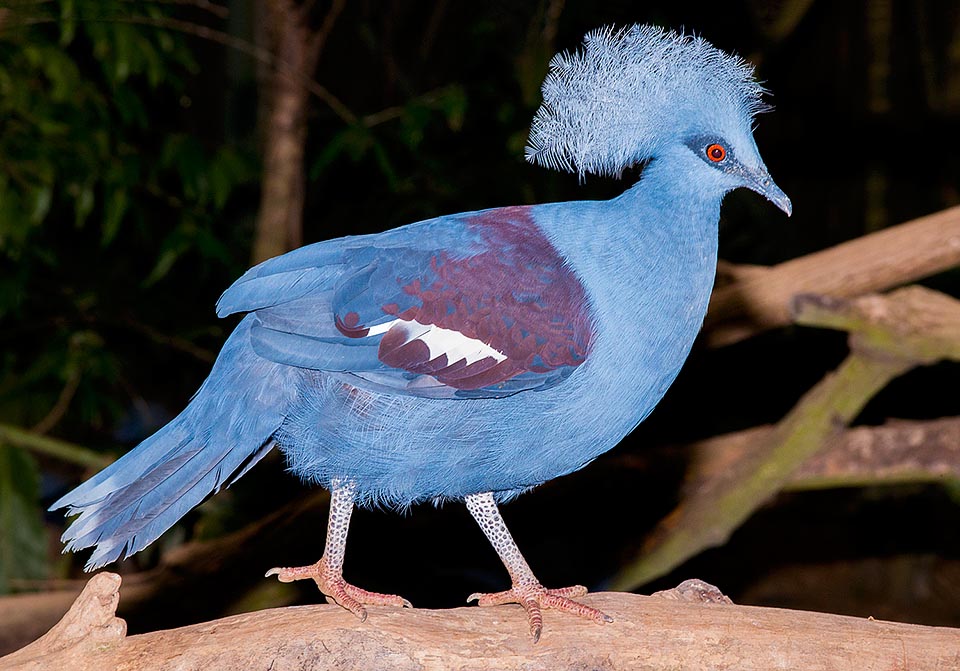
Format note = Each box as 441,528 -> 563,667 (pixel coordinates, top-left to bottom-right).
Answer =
1,0 -> 958,642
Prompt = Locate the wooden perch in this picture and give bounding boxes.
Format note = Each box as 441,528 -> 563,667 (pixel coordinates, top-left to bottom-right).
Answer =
705,204 -> 960,346
2,573 -> 958,671
0,490 -> 333,657
611,286 -> 960,590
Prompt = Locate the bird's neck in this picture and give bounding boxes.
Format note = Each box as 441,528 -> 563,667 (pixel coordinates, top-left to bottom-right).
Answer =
539,152 -> 723,411
613,157 -> 722,267
542,154 -> 722,302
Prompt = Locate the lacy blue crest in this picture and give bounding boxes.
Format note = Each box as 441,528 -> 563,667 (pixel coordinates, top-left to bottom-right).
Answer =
525,24 -> 769,178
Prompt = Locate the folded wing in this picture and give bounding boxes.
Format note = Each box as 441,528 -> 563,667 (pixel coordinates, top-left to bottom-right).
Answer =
218,206 -> 594,399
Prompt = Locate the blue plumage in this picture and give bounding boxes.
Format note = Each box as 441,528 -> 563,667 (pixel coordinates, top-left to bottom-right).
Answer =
51,24 -> 790,638
239,207 -> 590,399
53,317 -> 301,569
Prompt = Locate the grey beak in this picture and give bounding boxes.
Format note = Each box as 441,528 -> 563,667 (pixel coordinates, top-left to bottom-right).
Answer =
746,167 -> 792,217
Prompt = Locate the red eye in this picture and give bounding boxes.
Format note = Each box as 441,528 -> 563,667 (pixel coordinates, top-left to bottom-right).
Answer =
706,143 -> 726,162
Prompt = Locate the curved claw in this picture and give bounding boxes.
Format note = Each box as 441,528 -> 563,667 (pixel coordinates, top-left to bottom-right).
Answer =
468,583 -> 612,642
264,566 -> 292,582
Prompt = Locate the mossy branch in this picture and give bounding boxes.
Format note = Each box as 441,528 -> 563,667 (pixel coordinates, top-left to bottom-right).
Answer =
610,286 -> 960,591
0,424 -> 111,471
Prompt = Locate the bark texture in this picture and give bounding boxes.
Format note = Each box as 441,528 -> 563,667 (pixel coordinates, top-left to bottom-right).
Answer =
252,0 -> 345,264
2,573 -> 958,671
706,204 -> 960,346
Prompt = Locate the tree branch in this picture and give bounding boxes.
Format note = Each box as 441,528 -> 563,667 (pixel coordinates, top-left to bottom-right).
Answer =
611,286 -> 960,591
117,13 -> 357,125
0,424 -> 111,470
786,416 -> 960,490
705,205 -> 960,347
29,369 -> 81,436
305,0 -> 345,57
616,416 -> 960,493
2,573 -> 957,671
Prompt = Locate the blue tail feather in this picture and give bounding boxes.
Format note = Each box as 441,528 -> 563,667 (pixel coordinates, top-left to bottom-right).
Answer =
50,315 -> 300,571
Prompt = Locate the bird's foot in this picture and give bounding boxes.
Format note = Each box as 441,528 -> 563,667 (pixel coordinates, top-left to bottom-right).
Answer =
265,559 -> 412,622
467,582 -> 612,642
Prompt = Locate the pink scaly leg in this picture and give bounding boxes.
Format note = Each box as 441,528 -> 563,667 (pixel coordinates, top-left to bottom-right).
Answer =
464,492 -> 612,642
265,478 -> 411,621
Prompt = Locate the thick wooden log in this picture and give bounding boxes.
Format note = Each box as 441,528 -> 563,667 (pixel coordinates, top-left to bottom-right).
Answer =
2,573 -> 958,671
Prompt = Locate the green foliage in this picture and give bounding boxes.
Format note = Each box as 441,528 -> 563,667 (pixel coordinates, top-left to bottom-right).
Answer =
0,2 -> 195,261
0,446 -> 47,593
0,0 -> 258,582
309,84 -> 468,194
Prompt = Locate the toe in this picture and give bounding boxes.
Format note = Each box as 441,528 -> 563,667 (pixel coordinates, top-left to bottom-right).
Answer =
264,562 -> 322,583
520,597 -> 544,643
264,566 -> 298,583
467,583 -> 612,641
341,583 -> 412,609
325,591 -> 369,622
546,584 -> 588,598
541,593 -> 613,625
467,589 -> 514,607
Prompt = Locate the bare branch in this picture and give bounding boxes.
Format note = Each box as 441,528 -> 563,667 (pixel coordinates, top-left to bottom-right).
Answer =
123,13 -> 358,124
359,85 -> 457,127
2,573 -> 957,670
705,205 -> 960,347
611,287 -> 960,591
117,318 -> 216,363
305,0 -> 345,59
29,369 -> 82,436
616,416 -> 960,492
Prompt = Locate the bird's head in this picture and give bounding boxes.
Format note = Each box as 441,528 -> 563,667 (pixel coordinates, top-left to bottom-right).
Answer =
526,25 -> 791,216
